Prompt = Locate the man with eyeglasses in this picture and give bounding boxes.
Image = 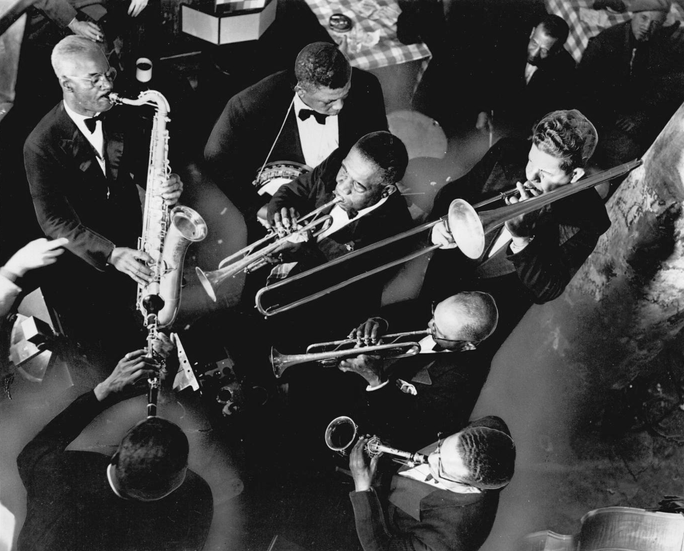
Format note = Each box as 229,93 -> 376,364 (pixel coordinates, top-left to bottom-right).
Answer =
348,415 -> 515,551
475,14 -> 576,139
578,0 -> 684,167
338,291 -> 499,451
24,35 -> 183,364
205,42 -> 388,222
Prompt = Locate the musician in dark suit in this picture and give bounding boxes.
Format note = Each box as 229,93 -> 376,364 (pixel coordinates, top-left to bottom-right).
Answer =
423,110 -> 610,356
16,346 -> 213,551
339,291 -> 499,451
23,36 -> 182,363
475,15 -> 576,138
204,41 -> 388,218
349,415 -> 516,551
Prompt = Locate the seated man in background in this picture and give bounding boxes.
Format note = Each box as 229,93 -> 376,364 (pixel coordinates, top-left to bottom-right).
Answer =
475,14 -> 576,139
339,291 -> 499,451
204,41 -> 387,221
349,416 -> 516,551
16,346 -> 213,551
577,0 -> 684,167
423,110 -> 610,356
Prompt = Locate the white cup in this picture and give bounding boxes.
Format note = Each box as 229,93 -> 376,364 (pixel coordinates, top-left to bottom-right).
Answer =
135,57 -> 153,83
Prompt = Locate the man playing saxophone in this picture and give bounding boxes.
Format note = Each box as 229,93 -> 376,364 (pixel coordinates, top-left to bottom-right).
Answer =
339,291 -> 499,451
24,36 -> 184,365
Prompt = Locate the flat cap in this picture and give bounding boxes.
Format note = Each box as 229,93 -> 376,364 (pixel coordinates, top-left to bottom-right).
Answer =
626,0 -> 672,12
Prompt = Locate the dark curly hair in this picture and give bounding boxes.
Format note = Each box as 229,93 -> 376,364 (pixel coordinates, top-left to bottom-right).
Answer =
294,42 -> 352,91
532,109 -> 598,173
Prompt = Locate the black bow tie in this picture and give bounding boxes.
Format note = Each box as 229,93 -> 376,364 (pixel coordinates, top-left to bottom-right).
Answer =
84,115 -> 103,133
298,108 -> 328,125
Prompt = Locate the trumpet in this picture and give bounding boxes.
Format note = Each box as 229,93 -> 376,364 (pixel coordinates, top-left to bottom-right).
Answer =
197,196 -> 342,302
325,416 -> 428,467
255,158 -> 643,316
271,329 -> 429,379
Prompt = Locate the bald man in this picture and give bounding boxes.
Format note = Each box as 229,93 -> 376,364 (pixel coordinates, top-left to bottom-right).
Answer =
339,292 -> 499,450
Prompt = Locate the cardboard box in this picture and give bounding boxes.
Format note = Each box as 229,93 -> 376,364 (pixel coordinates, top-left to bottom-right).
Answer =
181,0 -> 276,45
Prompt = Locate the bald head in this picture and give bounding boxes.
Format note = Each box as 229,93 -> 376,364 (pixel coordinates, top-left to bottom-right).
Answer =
432,292 -> 498,350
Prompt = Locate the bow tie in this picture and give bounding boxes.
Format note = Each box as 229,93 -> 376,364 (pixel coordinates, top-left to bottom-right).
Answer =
298,109 -> 328,125
84,115 -> 103,133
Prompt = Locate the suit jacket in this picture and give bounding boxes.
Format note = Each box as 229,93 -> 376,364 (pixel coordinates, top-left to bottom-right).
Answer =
357,299 -> 492,451
349,439 -> 500,551
24,102 -> 142,272
478,41 -> 576,132
17,391 -> 213,551
204,68 -> 387,206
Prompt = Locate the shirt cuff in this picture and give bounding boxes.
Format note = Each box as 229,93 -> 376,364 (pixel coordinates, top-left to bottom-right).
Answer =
366,380 -> 389,392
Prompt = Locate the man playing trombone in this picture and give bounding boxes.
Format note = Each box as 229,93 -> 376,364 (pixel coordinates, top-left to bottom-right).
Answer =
339,291 -> 499,451
423,109 -> 611,355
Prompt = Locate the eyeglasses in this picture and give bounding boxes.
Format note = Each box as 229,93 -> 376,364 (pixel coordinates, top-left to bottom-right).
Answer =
67,67 -> 117,88
434,438 -> 466,484
429,303 -> 468,345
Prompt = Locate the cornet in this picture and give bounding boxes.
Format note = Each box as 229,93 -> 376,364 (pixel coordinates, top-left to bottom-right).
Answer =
271,329 -> 429,379
325,416 -> 428,467
197,196 -> 342,301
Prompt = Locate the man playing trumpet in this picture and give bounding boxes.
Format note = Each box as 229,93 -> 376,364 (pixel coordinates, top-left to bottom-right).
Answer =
349,415 -> 516,551
339,291 -> 499,451
422,109 -> 610,355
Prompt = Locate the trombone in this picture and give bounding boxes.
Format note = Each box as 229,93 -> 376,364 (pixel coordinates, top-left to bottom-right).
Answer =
271,329 -> 429,379
255,158 -> 643,316
325,416 -> 428,466
196,197 -> 342,302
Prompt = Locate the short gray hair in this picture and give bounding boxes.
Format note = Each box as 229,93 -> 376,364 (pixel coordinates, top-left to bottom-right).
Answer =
51,35 -> 103,77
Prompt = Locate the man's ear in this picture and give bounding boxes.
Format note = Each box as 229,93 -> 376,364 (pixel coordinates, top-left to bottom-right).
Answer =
570,167 -> 585,184
461,341 -> 477,352
381,184 -> 396,198
60,77 -> 73,93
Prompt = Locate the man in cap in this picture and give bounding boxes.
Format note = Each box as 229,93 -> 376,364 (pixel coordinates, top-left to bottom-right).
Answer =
578,0 -> 684,167
339,292 -> 499,451
205,41 -> 387,220
349,416 -> 516,551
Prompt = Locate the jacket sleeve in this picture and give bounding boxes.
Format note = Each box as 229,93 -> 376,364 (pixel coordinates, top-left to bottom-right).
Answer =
350,489 -> 436,551
17,391 -> 109,492
24,140 -> 116,271
32,0 -> 77,27
508,201 -> 608,303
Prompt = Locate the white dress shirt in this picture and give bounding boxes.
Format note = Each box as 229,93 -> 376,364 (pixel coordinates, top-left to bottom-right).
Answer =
294,93 -> 340,168
63,101 -> 106,175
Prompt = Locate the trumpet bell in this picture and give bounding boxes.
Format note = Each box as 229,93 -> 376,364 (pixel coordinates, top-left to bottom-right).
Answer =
196,266 -> 219,302
325,416 -> 358,455
447,199 -> 485,260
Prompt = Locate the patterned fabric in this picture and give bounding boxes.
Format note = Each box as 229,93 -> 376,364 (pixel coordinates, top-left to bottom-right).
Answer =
545,0 -> 684,62
303,0 -> 431,73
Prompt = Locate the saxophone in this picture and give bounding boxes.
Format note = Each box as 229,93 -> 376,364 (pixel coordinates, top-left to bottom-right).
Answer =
110,90 -> 208,416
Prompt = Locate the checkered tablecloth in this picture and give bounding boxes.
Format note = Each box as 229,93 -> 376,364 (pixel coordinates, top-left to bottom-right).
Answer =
546,0 -> 684,62
303,0 -> 431,72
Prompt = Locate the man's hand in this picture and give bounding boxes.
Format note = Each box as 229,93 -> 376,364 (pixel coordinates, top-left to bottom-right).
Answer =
68,20 -> 103,42
338,354 -> 384,388
94,349 -> 158,401
109,247 -> 153,285
272,207 -> 300,236
476,111 -> 493,133
430,221 -> 458,250
350,436 -> 380,492
347,317 -> 388,346
4,237 -> 68,277
160,173 -> 183,205
128,0 -> 149,17
151,332 -> 175,360
504,181 -> 541,241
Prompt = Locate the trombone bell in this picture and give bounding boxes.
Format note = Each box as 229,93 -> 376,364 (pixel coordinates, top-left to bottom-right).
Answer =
447,199 -> 485,260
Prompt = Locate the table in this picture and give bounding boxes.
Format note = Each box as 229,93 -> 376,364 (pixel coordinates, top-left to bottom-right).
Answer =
546,0 -> 684,62
303,0 -> 431,74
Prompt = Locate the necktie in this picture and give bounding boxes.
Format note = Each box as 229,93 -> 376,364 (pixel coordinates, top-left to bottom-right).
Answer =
84,115 -> 102,133
298,108 -> 328,125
